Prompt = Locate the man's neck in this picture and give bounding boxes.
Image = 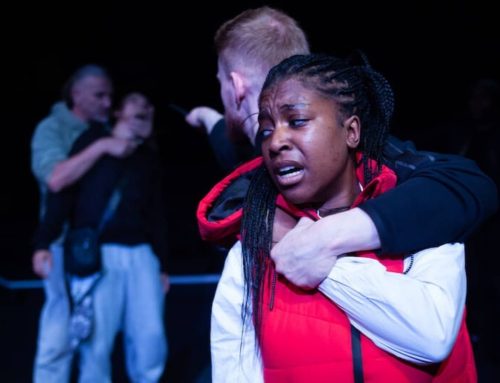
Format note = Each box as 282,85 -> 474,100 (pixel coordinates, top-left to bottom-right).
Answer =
243,93 -> 260,145
71,107 -> 89,123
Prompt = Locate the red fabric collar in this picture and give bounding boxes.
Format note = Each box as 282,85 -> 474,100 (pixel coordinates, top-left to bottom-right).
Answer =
197,157 -> 263,245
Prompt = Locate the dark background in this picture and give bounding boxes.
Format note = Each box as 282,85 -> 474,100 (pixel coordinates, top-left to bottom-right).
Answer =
1,0 -> 499,381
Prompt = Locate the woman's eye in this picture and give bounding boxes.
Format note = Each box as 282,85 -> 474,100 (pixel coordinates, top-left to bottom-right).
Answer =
257,127 -> 273,139
289,119 -> 308,128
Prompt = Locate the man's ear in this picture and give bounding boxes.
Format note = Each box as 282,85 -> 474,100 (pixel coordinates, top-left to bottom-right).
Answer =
344,115 -> 361,149
230,71 -> 246,109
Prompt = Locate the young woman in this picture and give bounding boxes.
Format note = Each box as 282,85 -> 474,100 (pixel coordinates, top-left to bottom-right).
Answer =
201,53 -> 476,382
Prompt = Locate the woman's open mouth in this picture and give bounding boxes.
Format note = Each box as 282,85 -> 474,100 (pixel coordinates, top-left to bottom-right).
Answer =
274,165 -> 305,187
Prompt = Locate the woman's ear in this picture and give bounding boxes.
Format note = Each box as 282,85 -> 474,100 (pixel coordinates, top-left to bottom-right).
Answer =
344,115 -> 361,149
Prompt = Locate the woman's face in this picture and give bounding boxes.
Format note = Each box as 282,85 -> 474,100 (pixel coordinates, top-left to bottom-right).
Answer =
118,93 -> 154,139
258,78 -> 360,209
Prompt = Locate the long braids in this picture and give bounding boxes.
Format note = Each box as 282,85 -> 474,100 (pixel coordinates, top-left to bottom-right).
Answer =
241,52 -> 395,347
356,51 -> 395,180
241,165 -> 276,345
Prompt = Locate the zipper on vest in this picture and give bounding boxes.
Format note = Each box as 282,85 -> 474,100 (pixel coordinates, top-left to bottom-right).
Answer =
351,326 -> 364,383
268,268 -> 277,310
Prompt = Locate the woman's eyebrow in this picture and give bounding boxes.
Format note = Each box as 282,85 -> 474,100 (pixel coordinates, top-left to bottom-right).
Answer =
280,103 -> 309,111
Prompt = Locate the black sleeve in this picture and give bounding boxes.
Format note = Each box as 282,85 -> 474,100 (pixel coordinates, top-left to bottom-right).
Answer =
358,135 -> 498,254
33,127 -> 104,251
208,119 -> 241,172
145,158 -> 169,271
208,118 -> 255,172
69,123 -> 107,156
33,187 -> 75,250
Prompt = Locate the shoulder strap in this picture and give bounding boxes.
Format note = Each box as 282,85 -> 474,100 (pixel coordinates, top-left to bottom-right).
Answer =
96,176 -> 128,233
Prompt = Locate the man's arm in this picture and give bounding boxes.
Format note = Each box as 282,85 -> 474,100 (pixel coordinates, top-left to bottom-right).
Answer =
271,212 -> 380,289
32,186 -> 74,277
186,108 -> 255,172
32,249 -> 53,278
47,136 -> 138,192
271,136 -> 498,287
185,106 -> 223,135
31,119 -> 71,186
361,135 -> 498,253
319,243 -> 466,364
186,107 -> 238,171
31,116 -> 141,193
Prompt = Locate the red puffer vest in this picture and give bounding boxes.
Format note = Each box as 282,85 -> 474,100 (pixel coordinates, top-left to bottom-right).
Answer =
197,156 -> 477,383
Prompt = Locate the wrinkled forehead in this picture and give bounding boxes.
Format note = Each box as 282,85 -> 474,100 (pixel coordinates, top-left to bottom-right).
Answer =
260,78 -> 312,107
74,75 -> 112,92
